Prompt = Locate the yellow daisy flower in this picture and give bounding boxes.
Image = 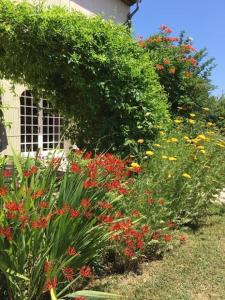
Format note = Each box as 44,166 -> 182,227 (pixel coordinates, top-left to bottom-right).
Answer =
131,162 -> 140,168
182,173 -> 192,179
146,150 -> 154,156
137,139 -> 144,144
188,119 -> 196,124
168,157 -> 177,161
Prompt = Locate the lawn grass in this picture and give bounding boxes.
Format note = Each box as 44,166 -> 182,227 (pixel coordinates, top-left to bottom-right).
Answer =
90,210 -> 225,300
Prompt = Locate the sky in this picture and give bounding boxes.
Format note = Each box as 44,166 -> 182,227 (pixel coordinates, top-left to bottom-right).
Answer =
132,0 -> 225,97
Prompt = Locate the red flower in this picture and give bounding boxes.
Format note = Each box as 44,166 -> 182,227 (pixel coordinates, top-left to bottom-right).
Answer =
67,246 -> 77,256
30,166 -> 38,174
83,180 -> 98,189
55,208 -> 66,215
70,209 -> 79,218
80,198 -> 91,208
32,190 -> 45,200
63,267 -> 74,281
132,210 -> 141,218
38,201 -> 48,209
31,217 -> 48,229
0,186 -> 8,197
152,231 -> 161,240
181,44 -> 196,52
156,64 -> 164,71
124,247 -> 135,257
3,170 -> 11,177
83,211 -> 93,219
160,25 -> 173,33
179,235 -> 187,243
164,37 -> 179,42
98,201 -> 113,210
98,214 -> 114,224
141,225 -> 149,234
0,226 -> 12,241
70,162 -> 81,174
23,170 -> 32,177
44,261 -> 53,273
79,266 -> 92,278
44,277 -> 57,291
167,220 -> 175,228
84,152 -> 92,160
147,198 -> 154,205
4,201 -> 24,212
163,234 -> 172,242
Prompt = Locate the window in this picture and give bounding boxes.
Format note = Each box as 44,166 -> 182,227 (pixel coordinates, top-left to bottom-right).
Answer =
20,91 -> 64,153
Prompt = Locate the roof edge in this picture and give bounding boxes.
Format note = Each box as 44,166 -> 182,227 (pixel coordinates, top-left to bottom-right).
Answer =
121,0 -> 137,6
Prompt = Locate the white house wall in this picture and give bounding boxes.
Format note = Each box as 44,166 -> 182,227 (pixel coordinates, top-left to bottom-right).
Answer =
1,0 -> 130,155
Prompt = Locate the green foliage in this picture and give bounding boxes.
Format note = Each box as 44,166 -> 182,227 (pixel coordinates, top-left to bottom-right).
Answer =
140,27 -> 215,111
126,117 -> 225,228
0,0 -> 170,154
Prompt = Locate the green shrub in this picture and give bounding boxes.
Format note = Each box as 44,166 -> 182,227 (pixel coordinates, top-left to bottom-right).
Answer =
0,0 -> 170,154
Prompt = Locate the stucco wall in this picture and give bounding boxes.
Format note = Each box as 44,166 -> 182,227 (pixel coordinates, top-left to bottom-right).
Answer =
0,0 -> 129,155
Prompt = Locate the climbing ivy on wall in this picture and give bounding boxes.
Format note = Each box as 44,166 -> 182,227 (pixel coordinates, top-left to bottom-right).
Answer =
0,0 -> 170,153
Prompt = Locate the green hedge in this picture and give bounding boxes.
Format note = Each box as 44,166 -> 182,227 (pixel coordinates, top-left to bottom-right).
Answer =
0,0 -> 170,153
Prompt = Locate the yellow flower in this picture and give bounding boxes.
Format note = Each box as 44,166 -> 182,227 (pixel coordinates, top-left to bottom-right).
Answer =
162,155 -> 168,159
207,122 -> 213,127
188,119 -> 196,124
168,156 -> 177,161
182,173 -> 192,179
183,136 -> 189,140
131,162 -> 140,168
175,119 -> 183,124
167,137 -> 178,143
189,113 -> 196,117
153,144 -> 161,148
167,173 -> 172,178
200,149 -> 206,154
202,107 -> 210,112
216,143 -> 225,148
197,145 -> 204,150
197,134 -> 207,140
218,116 -> 224,120
137,139 -> 144,144
146,150 -> 154,156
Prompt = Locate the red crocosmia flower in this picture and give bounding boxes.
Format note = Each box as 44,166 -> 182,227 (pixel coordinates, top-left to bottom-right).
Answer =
44,261 -> 53,273
83,180 -> 98,189
84,152 -> 92,160
98,201 -> 113,210
156,64 -> 164,71
3,170 -> 11,177
30,166 -> 38,174
23,170 -> 31,177
132,210 -> 141,218
80,198 -> 91,208
83,211 -> 93,219
118,187 -> 128,195
67,246 -> 77,256
179,235 -> 187,243
167,220 -> 175,228
5,201 -> 25,212
158,199 -> 165,205
63,267 -> 74,281
137,239 -> 145,249
141,225 -> 149,234
152,231 -> 161,240
160,25 -> 173,33
55,208 -> 66,215
163,234 -> 172,242
70,209 -> 79,218
38,201 -> 48,209
147,198 -> 154,205
44,277 -> 57,291
31,217 -> 48,229
181,44 -> 196,52
98,214 -> 114,224
0,226 -> 12,241
79,266 -> 92,278
31,189 -> 45,200
169,67 -> 176,74
0,186 -> 8,197
164,37 -> 179,42
114,211 -> 124,219
124,247 -> 135,258
163,58 -> 170,65
70,162 -> 81,173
